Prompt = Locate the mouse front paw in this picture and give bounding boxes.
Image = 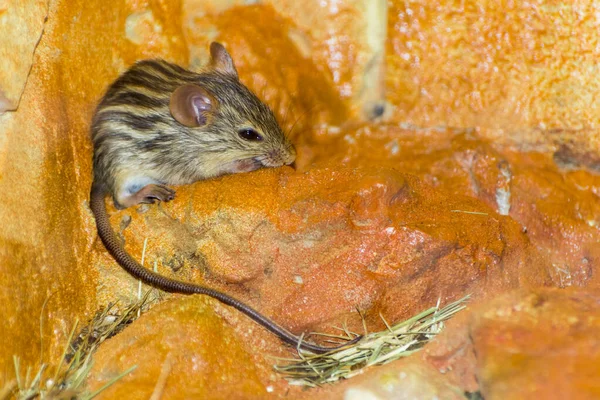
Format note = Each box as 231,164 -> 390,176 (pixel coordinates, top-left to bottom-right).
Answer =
135,184 -> 176,205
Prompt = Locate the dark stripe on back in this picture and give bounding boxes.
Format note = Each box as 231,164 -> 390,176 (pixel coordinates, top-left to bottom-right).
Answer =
138,134 -> 174,151
107,91 -> 168,108
140,60 -> 191,81
99,111 -> 165,131
113,70 -> 176,93
155,59 -> 196,77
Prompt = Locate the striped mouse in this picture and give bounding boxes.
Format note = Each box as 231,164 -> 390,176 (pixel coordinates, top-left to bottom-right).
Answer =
89,42 -> 360,353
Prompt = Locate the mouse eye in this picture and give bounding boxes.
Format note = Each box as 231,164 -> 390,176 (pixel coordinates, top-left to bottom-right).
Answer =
238,128 -> 263,142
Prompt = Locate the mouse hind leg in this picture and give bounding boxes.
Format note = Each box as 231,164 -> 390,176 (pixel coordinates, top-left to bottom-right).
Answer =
114,176 -> 176,209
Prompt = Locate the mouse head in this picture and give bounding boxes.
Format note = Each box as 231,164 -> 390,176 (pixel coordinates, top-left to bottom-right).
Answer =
169,42 -> 296,175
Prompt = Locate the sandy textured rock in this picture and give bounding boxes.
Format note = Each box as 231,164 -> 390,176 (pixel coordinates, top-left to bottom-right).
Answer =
303,125 -> 600,288
88,296 -> 279,399
0,0 -> 188,373
0,0 -> 48,112
340,361 -> 466,400
392,287 -> 600,400
183,0 -> 387,120
94,164 -> 550,344
265,0 -> 387,119
422,312 -> 479,394
183,4 -> 350,132
386,1 -> 600,154
471,288 -> 600,400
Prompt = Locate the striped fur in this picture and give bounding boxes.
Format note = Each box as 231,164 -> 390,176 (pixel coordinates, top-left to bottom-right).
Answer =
92,58 -> 295,207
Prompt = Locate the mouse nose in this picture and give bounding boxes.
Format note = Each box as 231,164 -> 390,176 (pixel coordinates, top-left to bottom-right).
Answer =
264,145 -> 296,167
284,144 -> 296,165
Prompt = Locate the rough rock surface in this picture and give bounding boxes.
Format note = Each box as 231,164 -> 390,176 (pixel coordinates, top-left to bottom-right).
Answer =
88,296 -> 280,399
328,358 -> 469,400
302,126 -> 600,289
0,0 -> 188,374
325,287 -> 600,400
93,164 -> 550,336
471,288 -> 600,400
386,1 -> 600,159
0,0 -> 48,112
184,1 -> 387,120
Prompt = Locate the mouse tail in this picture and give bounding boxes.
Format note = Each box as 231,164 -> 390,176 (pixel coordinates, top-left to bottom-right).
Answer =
89,181 -> 360,353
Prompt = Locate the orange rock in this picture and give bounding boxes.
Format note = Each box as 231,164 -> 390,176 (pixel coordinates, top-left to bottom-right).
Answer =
87,296 -> 278,399
185,4 -> 352,133
0,0 -> 189,373
303,125 -> 600,288
184,1 -> 386,120
412,287 -> 600,399
0,0 -> 48,111
386,1 -> 600,153
470,287 -> 600,400
423,311 -> 479,393
325,358 -> 469,400
96,161 -> 550,341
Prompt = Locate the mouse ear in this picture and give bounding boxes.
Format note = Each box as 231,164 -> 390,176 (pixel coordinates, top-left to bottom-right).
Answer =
169,84 -> 217,127
209,42 -> 238,79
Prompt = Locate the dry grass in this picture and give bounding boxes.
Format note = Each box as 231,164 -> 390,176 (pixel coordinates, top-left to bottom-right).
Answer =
2,285 -> 469,396
3,291 -> 156,400
274,295 -> 470,386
